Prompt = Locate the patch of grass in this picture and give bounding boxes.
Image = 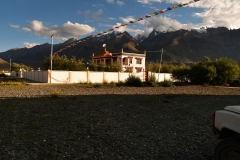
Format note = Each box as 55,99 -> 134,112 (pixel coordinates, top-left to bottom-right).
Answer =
160,80 -> 174,87
79,80 -> 88,84
93,83 -> 102,88
50,91 -> 62,98
108,81 -> 116,87
203,83 -> 211,87
116,81 -> 125,87
0,78 -> 26,85
0,81 -> 23,85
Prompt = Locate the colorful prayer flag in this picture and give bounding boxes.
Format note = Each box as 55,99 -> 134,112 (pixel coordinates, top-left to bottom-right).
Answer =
52,0 -> 201,54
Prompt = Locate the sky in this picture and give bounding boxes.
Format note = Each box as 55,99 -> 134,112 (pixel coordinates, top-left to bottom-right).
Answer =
1,0 -> 240,53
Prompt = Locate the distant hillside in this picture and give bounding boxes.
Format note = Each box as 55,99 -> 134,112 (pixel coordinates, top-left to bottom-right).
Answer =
0,27 -> 240,69
0,58 -> 10,71
142,27 -> 240,63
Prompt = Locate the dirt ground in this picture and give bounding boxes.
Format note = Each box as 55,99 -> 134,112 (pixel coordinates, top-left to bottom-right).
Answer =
0,85 -> 240,159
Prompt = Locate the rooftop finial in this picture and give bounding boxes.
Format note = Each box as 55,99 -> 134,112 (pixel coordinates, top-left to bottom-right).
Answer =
102,44 -> 106,51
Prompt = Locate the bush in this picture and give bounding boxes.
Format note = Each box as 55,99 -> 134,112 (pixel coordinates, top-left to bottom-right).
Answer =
147,74 -> 158,87
160,80 -> 174,87
125,75 -> 142,87
116,81 -> 125,87
108,81 -> 116,87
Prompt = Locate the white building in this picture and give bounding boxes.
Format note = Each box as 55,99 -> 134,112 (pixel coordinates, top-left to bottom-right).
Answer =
92,48 -> 146,73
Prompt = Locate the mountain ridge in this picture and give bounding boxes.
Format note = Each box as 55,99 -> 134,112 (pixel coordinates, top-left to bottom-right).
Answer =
0,27 -> 240,69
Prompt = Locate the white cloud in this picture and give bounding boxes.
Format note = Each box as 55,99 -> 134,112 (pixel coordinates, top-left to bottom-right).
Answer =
23,42 -> 40,48
84,9 -> 103,20
137,0 -> 240,30
116,0 -> 124,6
115,15 -> 194,37
108,17 -> 116,20
145,16 -> 194,31
10,24 -> 20,28
119,16 -> 136,24
18,20 -> 95,41
106,0 -> 114,3
109,16 -> 146,36
22,27 -> 32,32
106,0 -> 124,6
189,0 -> 240,29
137,0 -> 163,4
78,9 -> 103,20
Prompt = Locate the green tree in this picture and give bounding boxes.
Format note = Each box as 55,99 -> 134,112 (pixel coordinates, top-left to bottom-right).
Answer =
147,62 -> 186,73
89,62 -> 98,71
89,61 -> 121,72
11,62 -> 31,72
43,55 -> 85,71
172,65 -> 191,82
214,57 -> 240,84
188,57 -> 240,85
160,63 -> 177,73
106,62 -> 121,72
189,57 -> 217,85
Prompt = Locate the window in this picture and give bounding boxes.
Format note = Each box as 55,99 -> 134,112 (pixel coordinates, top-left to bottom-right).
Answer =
136,58 -> 142,64
123,58 -> 128,65
129,58 -> 132,64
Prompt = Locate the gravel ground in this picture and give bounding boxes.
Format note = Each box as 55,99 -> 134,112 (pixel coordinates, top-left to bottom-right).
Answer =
0,84 -> 240,160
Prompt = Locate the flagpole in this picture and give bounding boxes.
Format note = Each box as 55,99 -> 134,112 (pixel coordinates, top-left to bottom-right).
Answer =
158,48 -> 163,82
50,34 -> 54,83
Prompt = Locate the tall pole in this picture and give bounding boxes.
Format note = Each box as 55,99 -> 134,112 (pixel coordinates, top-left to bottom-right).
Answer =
158,48 -> 163,81
50,34 -> 54,83
10,58 -> 11,72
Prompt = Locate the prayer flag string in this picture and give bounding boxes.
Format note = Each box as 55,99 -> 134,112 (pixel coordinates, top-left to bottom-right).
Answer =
53,0 -> 200,55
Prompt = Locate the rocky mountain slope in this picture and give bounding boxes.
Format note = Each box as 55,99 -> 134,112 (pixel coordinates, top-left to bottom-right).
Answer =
142,27 -> 240,63
0,58 -> 10,71
0,27 -> 240,69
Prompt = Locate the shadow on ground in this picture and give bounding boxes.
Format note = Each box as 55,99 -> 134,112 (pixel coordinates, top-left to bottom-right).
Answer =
0,94 -> 239,159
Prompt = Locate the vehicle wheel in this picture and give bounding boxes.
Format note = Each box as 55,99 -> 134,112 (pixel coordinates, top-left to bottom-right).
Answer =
214,138 -> 240,160
232,81 -> 239,87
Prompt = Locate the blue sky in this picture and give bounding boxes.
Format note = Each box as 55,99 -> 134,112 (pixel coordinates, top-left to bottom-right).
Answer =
1,0 -> 239,53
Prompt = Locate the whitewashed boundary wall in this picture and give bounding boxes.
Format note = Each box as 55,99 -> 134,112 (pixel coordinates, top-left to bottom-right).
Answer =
23,71 -> 49,82
71,71 -> 88,83
11,71 -> 48,82
153,72 -> 172,82
11,70 -> 172,83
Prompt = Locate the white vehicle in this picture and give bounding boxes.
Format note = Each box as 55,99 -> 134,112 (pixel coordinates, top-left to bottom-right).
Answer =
212,105 -> 240,159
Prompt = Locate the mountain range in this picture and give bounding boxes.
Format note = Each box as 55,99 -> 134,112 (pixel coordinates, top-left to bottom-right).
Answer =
0,27 -> 240,70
